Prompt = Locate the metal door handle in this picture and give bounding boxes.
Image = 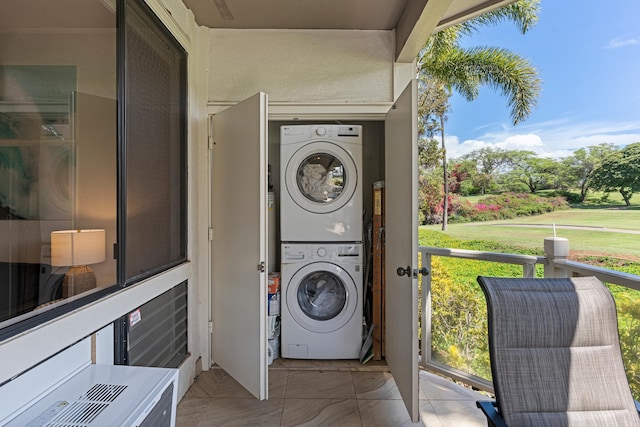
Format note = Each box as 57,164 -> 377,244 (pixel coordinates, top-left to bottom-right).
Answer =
396,266 -> 411,277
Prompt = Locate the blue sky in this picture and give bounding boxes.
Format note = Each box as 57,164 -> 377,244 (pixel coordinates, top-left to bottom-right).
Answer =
444,0 -> 640,159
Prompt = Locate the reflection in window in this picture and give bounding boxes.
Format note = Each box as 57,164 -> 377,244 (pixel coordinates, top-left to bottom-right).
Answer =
0,0 -> 117,323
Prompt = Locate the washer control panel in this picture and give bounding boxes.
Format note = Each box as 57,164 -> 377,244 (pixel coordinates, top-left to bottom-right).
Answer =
281,125 -> 361,142
281,243 -> 361,264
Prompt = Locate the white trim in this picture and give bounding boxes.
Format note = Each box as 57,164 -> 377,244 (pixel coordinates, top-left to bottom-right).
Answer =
0,263 -> 190,385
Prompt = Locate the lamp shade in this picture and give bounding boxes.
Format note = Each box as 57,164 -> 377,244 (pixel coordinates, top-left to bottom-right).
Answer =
51,229 -> 106,267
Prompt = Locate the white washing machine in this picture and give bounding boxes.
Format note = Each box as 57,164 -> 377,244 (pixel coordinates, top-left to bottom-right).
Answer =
281,243 -> 363,359
280,125 -> 362,242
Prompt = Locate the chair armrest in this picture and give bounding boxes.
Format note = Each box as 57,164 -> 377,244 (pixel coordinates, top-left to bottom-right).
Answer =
476,401 -> 508,427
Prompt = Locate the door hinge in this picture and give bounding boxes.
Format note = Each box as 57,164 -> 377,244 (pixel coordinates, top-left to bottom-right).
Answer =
208,228 -> 213,241
208,321 -> 213,334
208,136 -> 214,150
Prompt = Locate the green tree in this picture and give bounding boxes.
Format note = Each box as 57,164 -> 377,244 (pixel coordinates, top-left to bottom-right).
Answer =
506,151 -> 562,193
591,143 -> 640,206
418,78 -> 451,229
417,0 -> 541,227
562,143 -> 617,202
460,147 -> 513,194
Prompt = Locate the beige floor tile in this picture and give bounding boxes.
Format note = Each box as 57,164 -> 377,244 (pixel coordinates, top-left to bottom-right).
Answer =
418,400 -> 444,427
352,360 -> 390,372
185,369 -> 229,398
352,371 -> 401,400
177,363 -> 490,427
213,374 -> 256,399
429,399 -> 487,427
269,357 -> 291,370
358,400 -> 426,426
281,398 -> 362,427
285,370 -> 356,399
268,370 -> 289,399
176,397 -> 211,426
197,398 -> 284,426
288,359 -> 359,370
418,370 -> 479,401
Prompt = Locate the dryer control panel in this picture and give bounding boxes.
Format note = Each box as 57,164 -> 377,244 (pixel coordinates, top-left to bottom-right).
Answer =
281,243 -> 362,264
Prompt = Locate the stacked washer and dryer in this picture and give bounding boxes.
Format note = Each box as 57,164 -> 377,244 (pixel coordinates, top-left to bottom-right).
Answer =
280,124 -> 364,359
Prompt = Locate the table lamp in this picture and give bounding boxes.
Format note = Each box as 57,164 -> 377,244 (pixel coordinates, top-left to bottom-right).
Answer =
51,229 -> 106,298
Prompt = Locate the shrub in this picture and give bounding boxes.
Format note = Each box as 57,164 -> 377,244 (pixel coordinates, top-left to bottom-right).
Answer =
447,192 -> 569,223
419,228 -> 640,400
549,190 -> 582,204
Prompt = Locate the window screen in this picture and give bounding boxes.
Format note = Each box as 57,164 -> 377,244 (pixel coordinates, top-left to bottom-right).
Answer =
124,0 -> 187,281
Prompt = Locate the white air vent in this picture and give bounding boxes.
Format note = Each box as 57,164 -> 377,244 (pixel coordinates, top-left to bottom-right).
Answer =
31,383 -> 128,426
83,383 -> 128,402
6,365 -> 178,427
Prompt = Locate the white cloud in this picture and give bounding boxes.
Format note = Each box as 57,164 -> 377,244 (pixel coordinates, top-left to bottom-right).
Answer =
447,119 -> 640,159
606,38 -> 640,49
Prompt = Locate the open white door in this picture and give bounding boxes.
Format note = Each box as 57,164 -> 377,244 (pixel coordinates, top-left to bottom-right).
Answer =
210,93 -> 269,400
385,80 -> 419,422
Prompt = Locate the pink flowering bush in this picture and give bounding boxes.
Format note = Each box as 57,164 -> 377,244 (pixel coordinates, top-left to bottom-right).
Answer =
448,192 -> 569,223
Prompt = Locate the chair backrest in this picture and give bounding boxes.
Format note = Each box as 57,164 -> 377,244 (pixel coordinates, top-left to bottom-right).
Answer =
477,276 -> 640,427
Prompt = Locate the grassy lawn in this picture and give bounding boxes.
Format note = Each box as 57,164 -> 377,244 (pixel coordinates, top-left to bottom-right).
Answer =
479,206 -> 640,230
421,207 -> 640,260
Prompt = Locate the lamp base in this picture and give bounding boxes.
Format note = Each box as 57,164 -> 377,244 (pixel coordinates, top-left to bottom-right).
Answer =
63,265 -> 97,298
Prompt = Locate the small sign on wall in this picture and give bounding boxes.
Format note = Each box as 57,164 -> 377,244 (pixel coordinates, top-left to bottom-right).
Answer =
128,308 -> 142,328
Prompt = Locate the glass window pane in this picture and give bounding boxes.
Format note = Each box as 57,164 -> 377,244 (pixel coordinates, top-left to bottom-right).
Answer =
296,153 -> 346,203
0,0 -> 117,324
297,271 -> 347,321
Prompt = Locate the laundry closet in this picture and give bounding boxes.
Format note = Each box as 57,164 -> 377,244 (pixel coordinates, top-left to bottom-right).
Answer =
267,121 -> 384,362
208,28 -> 419,412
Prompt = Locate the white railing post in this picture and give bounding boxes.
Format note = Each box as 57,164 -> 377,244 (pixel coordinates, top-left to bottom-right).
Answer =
544,237 -> 569,278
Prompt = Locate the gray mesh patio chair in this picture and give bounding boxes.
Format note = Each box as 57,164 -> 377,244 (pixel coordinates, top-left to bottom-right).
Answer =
476,276 -> 640,427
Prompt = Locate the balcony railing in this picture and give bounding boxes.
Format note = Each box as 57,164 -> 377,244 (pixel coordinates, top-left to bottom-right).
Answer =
418,237 -> 640,396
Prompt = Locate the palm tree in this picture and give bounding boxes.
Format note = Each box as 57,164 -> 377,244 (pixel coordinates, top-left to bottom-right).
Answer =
418,0 -> 542,229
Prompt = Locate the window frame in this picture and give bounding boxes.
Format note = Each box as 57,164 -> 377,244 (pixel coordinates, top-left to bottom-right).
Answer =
0,0 -> 188,342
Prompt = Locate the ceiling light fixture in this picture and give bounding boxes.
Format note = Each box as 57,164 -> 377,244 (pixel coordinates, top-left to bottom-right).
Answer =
213,0 -> 234,20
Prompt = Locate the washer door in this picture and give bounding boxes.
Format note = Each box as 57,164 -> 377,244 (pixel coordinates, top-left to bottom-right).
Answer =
285,141 -> 357,214
287,262 -> 358,333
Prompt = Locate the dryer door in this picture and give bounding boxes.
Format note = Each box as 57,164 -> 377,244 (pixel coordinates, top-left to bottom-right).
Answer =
287,262 -> 358,333
284,142 -> 357,214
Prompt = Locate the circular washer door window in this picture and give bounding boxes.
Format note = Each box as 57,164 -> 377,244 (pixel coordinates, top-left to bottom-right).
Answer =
285,142 -> 357,214
287,262 -> 358,333
297,270 -> 347,321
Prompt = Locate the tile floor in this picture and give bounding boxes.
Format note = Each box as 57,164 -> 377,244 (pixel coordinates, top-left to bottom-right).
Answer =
176,358 -> 491,426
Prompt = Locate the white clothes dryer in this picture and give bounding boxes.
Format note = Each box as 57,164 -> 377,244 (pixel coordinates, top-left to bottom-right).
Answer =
281,243 -> 363,359
280,125 -> 362,242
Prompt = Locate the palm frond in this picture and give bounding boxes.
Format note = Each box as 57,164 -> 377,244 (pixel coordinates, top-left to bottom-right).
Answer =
455,0 -> 540,35
453,47 -> 541,124
424,47 -> 541,125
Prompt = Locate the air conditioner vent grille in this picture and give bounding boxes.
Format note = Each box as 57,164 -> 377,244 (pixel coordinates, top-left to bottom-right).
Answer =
29,384 -> 128,426
48,401 -> 108,426
81,383 -> 127,403
10,366 -> 177,427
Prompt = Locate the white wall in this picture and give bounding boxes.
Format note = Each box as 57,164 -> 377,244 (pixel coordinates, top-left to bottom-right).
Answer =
209,29 -> 395,103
